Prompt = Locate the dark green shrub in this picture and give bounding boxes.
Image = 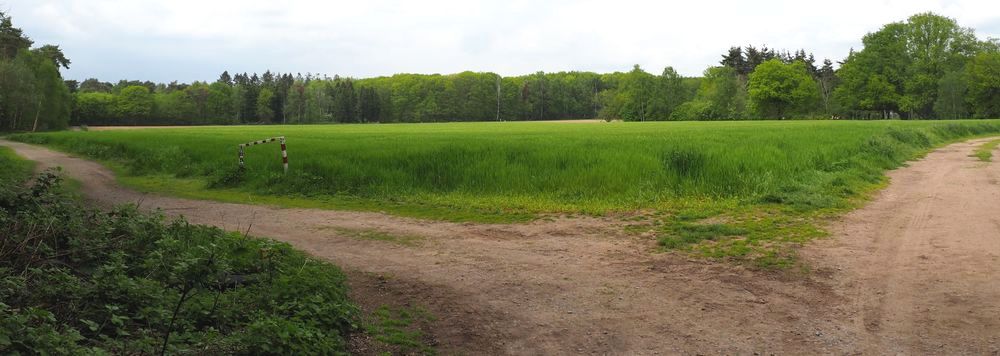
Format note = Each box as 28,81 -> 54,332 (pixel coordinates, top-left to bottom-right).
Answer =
0,170 -> 358,355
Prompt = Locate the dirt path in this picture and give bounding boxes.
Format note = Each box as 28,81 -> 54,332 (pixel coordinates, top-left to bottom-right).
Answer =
3,138 -> 999,354
803,138 -> 1000,355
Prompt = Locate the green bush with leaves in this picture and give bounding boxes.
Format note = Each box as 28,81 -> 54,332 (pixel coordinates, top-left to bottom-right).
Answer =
0,168 -> 358,355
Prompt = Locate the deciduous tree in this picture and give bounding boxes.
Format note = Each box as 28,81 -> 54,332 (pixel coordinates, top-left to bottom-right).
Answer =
748,59 -> 820,118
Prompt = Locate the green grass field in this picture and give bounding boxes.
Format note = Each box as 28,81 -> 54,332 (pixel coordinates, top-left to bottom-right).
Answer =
12,120 -> 1000,266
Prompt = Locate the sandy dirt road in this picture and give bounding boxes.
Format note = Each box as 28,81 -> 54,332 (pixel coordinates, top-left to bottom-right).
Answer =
803,138 -> 1000,355
2,138 -> 999,354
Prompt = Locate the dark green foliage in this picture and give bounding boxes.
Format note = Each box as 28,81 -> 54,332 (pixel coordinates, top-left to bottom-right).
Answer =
661,148 -> 706,177
7,10 -> 1000,128
966,51 -> 1000,118
0,11 -> 32,60
834,13 -> 990,119
0,11 -> 72,132
0,168 -> 358,354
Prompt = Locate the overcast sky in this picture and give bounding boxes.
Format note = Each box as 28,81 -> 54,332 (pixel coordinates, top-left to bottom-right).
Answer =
4,0 -> 1000,83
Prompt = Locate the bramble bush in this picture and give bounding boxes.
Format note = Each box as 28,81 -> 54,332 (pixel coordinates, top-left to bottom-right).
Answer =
0,169 -> 358,355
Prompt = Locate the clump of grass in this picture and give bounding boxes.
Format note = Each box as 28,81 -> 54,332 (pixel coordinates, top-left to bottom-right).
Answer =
972,138 -> 1000,162
658,223 -> 747,249
363,306 -> 436,355
661,147 -> 706,177
329,227 -> 424,246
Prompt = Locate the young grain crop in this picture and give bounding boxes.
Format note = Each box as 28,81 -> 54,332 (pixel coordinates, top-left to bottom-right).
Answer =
13,120 -> 1000,266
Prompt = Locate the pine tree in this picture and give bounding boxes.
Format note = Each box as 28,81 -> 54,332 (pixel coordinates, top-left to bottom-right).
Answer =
0,11 -> 32,60
217,71 -> 233,86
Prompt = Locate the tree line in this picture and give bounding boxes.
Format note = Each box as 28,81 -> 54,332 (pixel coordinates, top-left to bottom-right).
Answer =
3,11 -> 1000,131
68,70 -> 613,125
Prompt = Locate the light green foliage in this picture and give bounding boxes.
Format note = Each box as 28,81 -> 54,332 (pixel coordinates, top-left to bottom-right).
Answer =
614,65 -> 658,121
672,66 -> 746,120
599,65 -> 695,121
305,80 -> 332,122
284,81 -> 308,123
653,67 -> 691,117
115,85 -> 153,123
206,82 -> 236,123
748,60 -> 820,118
256,87 -> 275,122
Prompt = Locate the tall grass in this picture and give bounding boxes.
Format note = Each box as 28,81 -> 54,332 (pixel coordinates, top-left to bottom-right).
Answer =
12,120 -> 1000,216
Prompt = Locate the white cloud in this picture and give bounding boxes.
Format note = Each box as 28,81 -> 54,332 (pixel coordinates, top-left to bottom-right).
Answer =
5,0 -> 999,82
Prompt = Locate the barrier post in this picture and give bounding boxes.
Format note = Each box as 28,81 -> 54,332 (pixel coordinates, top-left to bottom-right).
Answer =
236,136 -> 287,173
238,145 -> 245,169
279,137 -> 288,173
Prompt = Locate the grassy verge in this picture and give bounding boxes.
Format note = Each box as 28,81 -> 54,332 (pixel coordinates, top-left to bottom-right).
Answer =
972,138 -> 1000,162
115,171 -> 535,224
0,146 -> 34,183
626,200 -> 844,268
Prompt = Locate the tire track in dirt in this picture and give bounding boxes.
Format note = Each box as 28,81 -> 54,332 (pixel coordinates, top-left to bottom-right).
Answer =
803,138 -> 1000,355
4,138 -> 999,354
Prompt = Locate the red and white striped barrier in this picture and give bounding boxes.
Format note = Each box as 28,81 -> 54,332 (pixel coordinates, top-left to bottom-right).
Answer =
238,136 -> 288,173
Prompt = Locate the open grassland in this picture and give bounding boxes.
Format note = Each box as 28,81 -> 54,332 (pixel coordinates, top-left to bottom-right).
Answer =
12,120 -> 1000,266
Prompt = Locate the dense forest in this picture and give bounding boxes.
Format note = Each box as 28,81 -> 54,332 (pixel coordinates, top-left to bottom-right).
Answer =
2,11 -> 1000,130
